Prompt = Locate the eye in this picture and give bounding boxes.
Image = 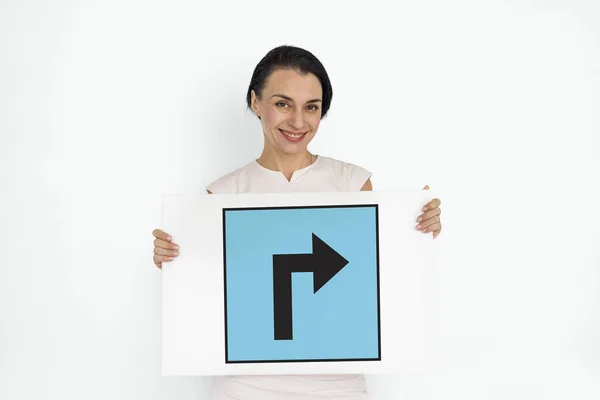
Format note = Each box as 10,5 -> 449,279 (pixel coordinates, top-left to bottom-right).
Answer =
276,101 -> 289,108
307,104 -> 319,111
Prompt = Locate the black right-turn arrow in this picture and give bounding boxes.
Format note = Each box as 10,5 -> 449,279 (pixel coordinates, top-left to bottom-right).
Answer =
272,233 -> 349,340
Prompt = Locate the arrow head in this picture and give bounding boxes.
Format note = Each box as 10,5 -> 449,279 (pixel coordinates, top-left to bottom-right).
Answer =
311,233 -> 349,293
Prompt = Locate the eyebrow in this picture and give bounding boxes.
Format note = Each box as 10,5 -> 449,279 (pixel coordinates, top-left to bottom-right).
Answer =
271,94 -> 322,103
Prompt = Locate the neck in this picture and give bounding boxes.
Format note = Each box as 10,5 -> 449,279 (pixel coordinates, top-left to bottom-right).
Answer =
257,147 -> 316,181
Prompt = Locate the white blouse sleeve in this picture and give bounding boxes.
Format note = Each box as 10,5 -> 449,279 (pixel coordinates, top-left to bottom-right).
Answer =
343,161 -> 373,191
349,165 -> 373,192
206,172 -> 236,194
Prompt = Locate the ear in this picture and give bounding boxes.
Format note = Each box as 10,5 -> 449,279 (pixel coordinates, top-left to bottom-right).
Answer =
251,90 -> 261,117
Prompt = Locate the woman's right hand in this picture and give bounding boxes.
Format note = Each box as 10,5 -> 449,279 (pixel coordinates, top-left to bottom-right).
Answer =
152,229 -> 179,269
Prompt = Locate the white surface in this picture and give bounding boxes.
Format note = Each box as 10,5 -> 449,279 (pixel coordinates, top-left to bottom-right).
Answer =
161,191 -> 436,376
1,0 -> 599,399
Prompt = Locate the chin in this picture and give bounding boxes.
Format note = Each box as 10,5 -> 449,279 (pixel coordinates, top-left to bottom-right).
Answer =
277,144 -> 308,155
271,137 -> 311,155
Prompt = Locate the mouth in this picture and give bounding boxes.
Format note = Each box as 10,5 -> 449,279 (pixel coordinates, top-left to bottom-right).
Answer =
279,129 -> 307,142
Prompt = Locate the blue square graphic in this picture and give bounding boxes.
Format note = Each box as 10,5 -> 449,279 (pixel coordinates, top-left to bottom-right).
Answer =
222,204 -> 380,363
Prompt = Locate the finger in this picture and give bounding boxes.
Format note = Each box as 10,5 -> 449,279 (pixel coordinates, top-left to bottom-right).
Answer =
154,254 -> 175,268
154,246 -> 179,257
422,185 -> 430,190
153,254 -> 164,269
152,229 -> 173,242
422,222 -> 441,234
416,207 -> 441,223
422,198 -> 441,211
416,215 -> 440,231
154,238 -> 179,251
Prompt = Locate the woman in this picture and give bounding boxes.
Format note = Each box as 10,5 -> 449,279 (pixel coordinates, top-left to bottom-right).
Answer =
152,45 -> 442,400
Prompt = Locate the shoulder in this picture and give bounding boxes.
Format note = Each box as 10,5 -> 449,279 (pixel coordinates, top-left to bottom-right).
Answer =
206,161 -> 257,194
317,156 -> 373,191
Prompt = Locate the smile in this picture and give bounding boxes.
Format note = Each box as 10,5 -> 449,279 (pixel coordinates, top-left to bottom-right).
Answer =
279,129 -> 307,142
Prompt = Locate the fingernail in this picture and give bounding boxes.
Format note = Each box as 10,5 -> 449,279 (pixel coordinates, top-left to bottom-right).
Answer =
417,217 -> 422,222
422,207 -> 427,211
416,224 -> 421,230
166,236 -> 172,241
174,245 -> 179,250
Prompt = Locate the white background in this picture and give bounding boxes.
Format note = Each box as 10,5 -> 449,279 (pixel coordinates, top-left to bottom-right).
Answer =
1,0 -> 599,399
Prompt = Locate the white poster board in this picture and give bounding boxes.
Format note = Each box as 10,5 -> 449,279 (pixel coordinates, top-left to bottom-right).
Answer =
161,190 -> 436,376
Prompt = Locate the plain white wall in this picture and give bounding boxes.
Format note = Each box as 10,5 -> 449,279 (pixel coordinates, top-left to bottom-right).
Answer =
1,0 -> 599,399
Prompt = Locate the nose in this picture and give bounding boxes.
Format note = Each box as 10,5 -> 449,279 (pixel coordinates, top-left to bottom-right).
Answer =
287,107 -> 305,130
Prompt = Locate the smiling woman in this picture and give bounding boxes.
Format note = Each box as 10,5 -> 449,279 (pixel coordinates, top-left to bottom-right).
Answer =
151,45 -> 443,400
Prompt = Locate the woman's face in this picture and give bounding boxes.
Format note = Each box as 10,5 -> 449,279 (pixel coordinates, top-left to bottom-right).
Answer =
251,68 -> 323,155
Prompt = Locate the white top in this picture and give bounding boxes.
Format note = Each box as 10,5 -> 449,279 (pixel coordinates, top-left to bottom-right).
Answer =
206,155 -> 372,400
206,155 -> 372,194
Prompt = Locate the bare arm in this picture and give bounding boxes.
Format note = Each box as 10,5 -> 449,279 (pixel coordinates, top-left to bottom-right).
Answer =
360,178 -> 372,191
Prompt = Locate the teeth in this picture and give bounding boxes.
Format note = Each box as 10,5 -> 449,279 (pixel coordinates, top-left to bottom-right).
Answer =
282,130 -> 304,139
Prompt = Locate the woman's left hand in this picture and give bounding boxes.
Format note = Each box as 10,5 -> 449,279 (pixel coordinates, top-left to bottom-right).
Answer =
416,185 -> 442,239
